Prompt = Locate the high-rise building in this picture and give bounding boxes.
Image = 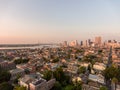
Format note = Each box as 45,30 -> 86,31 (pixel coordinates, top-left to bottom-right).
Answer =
63,41 -> 68,47
69,40 -> 78,47
95,36 -> 102,46
83,40 -> 88,47
88,39 -> 92,46
80,41 -> 83,46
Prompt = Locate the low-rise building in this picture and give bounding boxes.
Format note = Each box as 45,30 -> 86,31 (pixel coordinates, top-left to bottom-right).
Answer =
67,63 -> 78,74
29,78 -> 47,90
88,74 -> 105,84
9,68 -> 25,80
93,63 -> 106,71
0,60 -> 16,70
19,74 -> 56,90
82,81 -> 101,90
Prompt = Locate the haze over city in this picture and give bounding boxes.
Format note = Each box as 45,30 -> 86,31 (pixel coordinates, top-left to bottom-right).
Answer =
1,1 -> 120,90
0,0 -> 120,44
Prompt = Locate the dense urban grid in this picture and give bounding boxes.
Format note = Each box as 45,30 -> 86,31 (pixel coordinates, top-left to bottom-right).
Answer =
0,37 -> 120,90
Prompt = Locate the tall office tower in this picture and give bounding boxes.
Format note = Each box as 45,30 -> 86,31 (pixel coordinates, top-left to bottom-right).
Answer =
80,41 -> 83,46
74,40 -> 78,46
69,40 -> 78,47
88,39 -> 91,46
83,40 -> 88,47
95,36 -> 102,46
63,41 -> 68,47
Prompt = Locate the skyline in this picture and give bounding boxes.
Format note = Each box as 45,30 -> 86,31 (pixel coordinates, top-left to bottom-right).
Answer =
0,0 -> 120,44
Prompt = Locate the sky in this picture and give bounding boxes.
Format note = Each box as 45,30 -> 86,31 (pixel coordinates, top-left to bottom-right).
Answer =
0,0 -> 120,44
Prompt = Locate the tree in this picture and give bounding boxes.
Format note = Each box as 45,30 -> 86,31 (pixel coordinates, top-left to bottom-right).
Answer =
100,86 -> 108,90
91,60 -> 95,67
64,85 -> 74,90
103,66 -> 119,81
112,77 -> 118,90
103,66 -> 120,90
117,67 -> 120,81
83,54 -> 97,62
0,71 -> 11,83
14,85 -> 26,90
51,81 -> 62,90
43,70 -> 52,81
75,49 -> 84,54
67,54 -> 71,59
74,82 -> 82,90
0,66 -> 2,72
78,66 -> 86,74
14,59 -> 29,64
98,50 -> 103,54
53,67 -> 65,82
53,67 -> 70,86
0,82 -> 13,90
52,58 -> 59,63
88,65 -> 91,73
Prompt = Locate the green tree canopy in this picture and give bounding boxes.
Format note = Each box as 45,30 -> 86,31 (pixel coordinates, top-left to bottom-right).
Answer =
78,66 -> 86,74
83,54 -> 97,65
51,81 -> 62,90
0,82 -> 13,90
52,58 -> 59,63
112,77 -> 118,90
64,85 -> 74,90
53,67 -> 70,86
112,77 -> 118,84
100,86 -> 108,90
88,65 -> 91,73
43,70 -> 52,81
98,49 -> 103,54
103,66 -> 119,81
14,59 -> 29,64
0,71 -> 11,83
74,82 -> 82,90
53,67 -> 65,82
14,85 -> 26,90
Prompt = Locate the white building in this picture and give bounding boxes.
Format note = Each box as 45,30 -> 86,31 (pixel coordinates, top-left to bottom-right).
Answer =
93,63 -> 106,71
69,40 -> 78,47
79,62 -> 90,68
88,74 -> 105,84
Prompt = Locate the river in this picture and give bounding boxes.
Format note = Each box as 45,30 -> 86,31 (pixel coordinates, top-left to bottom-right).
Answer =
0,45 -> 60,50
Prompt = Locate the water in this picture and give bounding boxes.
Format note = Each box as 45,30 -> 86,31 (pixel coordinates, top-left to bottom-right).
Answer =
0,45 -> 60,50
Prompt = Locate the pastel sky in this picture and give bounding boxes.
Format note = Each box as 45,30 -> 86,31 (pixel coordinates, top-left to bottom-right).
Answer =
0,0 -> 120,44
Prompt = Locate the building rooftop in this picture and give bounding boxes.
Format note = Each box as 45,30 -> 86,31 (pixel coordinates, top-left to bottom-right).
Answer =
19,73 -> 43,84
32,78 -> 46,85
88,74 -> 105,84
9,68 -> 24,74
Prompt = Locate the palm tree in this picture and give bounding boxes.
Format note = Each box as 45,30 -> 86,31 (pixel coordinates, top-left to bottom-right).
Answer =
112,77 -> 118,90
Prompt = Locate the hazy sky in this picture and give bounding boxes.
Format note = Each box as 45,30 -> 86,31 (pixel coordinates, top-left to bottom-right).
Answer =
0,0 -> 120,44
